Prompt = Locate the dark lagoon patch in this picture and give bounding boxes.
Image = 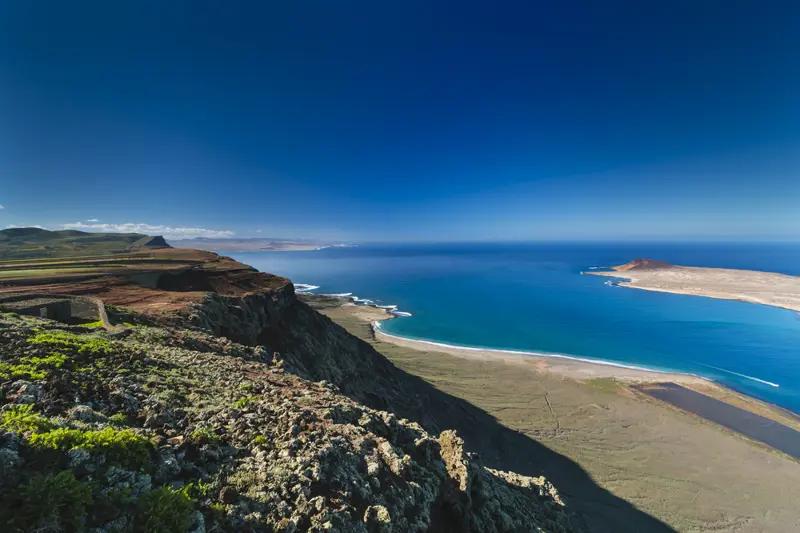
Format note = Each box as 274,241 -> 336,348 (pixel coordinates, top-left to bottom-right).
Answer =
635,382 -> 800,460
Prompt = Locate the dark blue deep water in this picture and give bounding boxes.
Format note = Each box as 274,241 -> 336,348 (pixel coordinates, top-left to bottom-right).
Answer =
230,243 -> 800,413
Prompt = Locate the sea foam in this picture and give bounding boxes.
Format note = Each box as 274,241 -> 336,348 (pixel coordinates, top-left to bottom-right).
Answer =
696,363 -> 779,388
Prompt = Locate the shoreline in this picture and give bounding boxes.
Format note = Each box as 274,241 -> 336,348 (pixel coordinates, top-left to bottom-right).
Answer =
300,291 -> 714,385
304,289 -> 800,530
300,292 -> 800,425
370,316 -> 712,385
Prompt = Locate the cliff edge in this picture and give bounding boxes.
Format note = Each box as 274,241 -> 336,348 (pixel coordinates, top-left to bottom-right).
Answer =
0,263 -> 584,532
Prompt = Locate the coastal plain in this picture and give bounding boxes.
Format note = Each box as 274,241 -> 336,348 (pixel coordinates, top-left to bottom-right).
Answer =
307,296 -> 800,533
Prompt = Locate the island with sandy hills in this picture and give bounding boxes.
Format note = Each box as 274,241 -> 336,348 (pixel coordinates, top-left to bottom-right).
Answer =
585,258 -> 800,313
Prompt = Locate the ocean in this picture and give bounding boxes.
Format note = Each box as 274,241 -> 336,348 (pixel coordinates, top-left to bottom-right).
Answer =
229,243 -> 800,413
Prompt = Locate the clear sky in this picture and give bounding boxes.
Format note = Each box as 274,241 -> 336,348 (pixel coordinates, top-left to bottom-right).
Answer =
1,1 -> 798,242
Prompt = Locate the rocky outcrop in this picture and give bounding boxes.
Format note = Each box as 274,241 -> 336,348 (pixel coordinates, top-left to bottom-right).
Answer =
132,235 -> 171,248
183,283 -> 438,424
185,277 -> 296,346
613,258 -> 673,271
0,310 -> 582,532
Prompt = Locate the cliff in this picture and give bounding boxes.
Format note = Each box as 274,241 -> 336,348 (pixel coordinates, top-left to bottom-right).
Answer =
0,269 -> 584,532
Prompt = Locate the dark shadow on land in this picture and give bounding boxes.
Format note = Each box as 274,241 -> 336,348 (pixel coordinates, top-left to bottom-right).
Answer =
260,300 -> 679,533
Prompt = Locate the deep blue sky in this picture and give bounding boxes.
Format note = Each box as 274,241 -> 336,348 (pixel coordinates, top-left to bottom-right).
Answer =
1,1 -> 798,241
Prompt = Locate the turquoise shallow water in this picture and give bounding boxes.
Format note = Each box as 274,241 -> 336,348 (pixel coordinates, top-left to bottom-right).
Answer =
230,243 -> 800,413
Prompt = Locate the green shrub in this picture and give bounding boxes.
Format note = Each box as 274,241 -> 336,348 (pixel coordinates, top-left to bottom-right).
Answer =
24,352 -> 68,368
252,435 -> 268,446
0,471 -> 92,533
0,404 -> 55,433
233,396 -> 259,409
28,330 -> 113,356
92,486 -> 134,523
190,425 -> 218,444
0,361 -> 47,380
179,480 -> 211,499
0,351 -> 68,381
133,486 -> 193,533
30,427 -> 151,468
108,413 -> 130,427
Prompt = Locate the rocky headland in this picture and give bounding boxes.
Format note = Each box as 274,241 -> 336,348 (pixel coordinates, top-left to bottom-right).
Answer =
0,253 -> 583,532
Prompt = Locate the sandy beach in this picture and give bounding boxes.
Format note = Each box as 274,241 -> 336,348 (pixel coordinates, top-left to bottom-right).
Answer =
586,264 -> 800,313
372,321 -> 710,384
313,296 -> 800,432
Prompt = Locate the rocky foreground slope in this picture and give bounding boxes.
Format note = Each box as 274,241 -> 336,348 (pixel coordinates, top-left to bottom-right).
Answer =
0,282 -> 583,532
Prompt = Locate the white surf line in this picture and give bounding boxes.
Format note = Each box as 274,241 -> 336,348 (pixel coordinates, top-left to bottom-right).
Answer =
372,322 -> 702,376
695,363 -> 779,388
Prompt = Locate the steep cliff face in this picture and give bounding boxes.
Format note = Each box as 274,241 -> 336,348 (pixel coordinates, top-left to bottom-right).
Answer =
179,278 -> 589,529
184,280 -> 446,429
183,277 -> 296,346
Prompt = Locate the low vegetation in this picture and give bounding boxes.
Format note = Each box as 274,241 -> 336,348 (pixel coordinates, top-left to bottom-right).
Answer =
0,404 -> 55,433
133,486 -> 194,533
0,471 -> 92,533
28,330 -> 113,356
30,427 -> 152,468
0,304 -> 579,532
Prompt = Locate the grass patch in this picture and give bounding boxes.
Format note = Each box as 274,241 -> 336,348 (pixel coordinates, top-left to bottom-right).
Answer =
28,330 -> 113,356
133,486 -> 193,533
191,425 -> 219,444
585,377 -> 625,394
0,350 -> 68,381
0,404 -> 55,433
108,413 -> 130,427
0,470 -> 92,533
29,427 -> 152,468
233,396 -> 259,409
0,361 -> 47,380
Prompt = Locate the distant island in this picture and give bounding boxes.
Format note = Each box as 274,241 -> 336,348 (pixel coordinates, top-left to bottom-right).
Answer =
586,258 -> 800,312
168,237 -> 350,252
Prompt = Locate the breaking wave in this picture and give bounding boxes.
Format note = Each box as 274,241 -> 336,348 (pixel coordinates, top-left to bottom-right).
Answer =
696,363 -> 780,388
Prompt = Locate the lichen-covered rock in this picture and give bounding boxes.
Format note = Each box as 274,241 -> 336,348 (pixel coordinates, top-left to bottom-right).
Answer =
0,305 -> 583,533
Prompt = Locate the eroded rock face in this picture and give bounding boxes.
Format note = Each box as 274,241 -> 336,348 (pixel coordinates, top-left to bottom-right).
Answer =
186,278 -> 296,346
